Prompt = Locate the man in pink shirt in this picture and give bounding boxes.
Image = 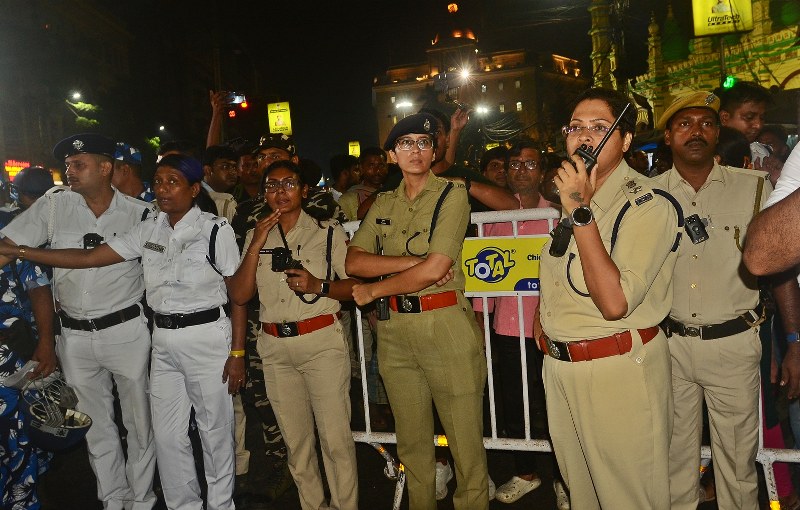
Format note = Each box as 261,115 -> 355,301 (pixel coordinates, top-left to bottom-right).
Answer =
474,141 -> 567,507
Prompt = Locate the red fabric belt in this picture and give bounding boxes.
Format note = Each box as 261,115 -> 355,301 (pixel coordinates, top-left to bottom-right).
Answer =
262,312 -> 340,338
539,326 -> 660,362
388,291 -> 458,313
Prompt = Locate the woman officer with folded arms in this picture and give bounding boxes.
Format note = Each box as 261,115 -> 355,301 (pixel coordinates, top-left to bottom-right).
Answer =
536,87 -> 680,509
0,154 -> 246,510
346,112 -> 489,510
227,159 -> 359,510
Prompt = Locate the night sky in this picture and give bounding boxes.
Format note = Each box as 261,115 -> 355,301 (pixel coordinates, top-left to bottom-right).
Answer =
82,1 -> 682,170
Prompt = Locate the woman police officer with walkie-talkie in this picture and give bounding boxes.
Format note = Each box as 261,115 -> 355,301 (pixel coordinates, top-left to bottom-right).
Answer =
536,88 -> 682,509
346,112 -> 489,510
227,159 -> 360,510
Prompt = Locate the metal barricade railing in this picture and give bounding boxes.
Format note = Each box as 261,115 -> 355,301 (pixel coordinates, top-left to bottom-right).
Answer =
343,207 -> 798,509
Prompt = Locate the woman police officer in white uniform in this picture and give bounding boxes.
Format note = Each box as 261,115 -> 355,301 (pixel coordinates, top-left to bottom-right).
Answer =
228,160 -> 359,510
1,154 -> 246,510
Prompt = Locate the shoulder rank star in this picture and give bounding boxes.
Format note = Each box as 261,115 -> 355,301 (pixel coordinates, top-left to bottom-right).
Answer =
626,180 -> 643,194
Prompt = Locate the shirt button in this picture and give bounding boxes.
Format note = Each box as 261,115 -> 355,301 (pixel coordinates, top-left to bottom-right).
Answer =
635,356 -> 643,364
280,299 -> 285,303
692,313 -> 697,317
546,312 -> 552,317
554,281 -> 560,287
692,202 -> 696,206
690,283 -> 697,289
692,254 -> 698,259
401,252 -> 406,256
724,226 -> 730,231
408,208 -> 413,212
402,230 -> 406,234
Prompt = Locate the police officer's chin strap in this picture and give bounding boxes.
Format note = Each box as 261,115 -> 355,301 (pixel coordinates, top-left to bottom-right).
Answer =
276,222 -> 333,305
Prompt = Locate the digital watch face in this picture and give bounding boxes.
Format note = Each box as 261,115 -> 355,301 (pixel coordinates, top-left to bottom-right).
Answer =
572,207 -> 593,226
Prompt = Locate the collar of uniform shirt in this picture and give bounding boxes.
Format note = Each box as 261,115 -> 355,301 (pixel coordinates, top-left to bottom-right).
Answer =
587,159 -> 630,214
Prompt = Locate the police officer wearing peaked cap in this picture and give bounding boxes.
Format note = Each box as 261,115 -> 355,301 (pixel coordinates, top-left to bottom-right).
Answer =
654,91 -> 775,510
0,132 -> 158,509
347,112 -> 489,510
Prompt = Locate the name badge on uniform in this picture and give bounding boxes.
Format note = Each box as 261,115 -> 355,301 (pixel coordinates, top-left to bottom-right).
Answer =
144,242 -> 165,253
376,218 -> 391,225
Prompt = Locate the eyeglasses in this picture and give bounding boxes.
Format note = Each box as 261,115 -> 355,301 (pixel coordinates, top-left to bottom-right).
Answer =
508,160 -> 538,171
561,125 -> 614,137
395,138 -> 434,151
264,178 -> 300,193
256,153 -> 286,163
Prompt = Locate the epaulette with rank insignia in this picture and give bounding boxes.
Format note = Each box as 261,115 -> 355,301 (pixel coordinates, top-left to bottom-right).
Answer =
621,177 -> 655,207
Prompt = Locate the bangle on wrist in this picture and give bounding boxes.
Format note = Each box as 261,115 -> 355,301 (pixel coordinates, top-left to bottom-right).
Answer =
229,349 -> 245,358
788,332 -> 800,344
18,246 -> 27,260
319,280 -> 330,296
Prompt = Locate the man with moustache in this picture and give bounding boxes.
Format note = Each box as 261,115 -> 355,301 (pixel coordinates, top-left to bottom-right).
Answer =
653,92 -> 771,510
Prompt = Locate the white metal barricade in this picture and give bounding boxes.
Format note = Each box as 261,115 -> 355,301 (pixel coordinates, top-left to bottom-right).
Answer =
343,207 -> 795,509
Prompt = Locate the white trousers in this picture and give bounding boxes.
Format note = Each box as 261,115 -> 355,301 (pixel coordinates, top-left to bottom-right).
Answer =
150,317 -> 235,510
57,312 -> 156,510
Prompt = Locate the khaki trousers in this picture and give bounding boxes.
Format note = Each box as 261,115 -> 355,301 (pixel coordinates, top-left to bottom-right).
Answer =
378,296 -> 488,510
544,332 -> 672,510
668,328 -> 761,510
258,319 -> 359,510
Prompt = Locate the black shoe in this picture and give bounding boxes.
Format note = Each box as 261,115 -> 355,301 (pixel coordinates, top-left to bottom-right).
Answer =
264,461 -> 295,502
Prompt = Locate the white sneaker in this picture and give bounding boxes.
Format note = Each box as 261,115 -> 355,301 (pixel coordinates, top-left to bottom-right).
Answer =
435,461 -> 453,500
494,475 -> 542,503
488,475 -> 496,500
554,479 -> 570,510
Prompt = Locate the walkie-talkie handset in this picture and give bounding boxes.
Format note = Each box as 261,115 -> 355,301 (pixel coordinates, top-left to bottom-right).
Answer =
568,102 -> 632,175
548,102 -> 632,257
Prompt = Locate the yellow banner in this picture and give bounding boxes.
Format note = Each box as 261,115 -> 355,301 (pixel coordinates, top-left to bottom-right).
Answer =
692,0 -> 753,37
463,236 -> 549,293
268,102 -> 292,135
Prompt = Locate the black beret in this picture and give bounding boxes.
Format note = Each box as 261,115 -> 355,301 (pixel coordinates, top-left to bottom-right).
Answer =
53,133 -> 116,160
383,112 -> 439,151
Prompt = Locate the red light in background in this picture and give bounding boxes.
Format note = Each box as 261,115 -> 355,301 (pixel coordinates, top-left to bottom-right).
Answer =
228,110 -> 236,118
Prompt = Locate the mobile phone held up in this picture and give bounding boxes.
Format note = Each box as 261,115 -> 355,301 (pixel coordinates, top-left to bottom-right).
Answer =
225,92 -> 246,105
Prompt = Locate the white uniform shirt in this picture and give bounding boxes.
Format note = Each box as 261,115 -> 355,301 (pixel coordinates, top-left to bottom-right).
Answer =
107,207 -> 239,315
1,188 -> 154,319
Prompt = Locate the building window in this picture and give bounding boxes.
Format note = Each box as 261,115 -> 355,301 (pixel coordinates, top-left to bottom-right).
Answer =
498,82 -> 504,91
481,84 -> 487,93
516,101 -> 523,112
515,80 -> 521,89
499,103 -> 505,113
390,96 -> 395,103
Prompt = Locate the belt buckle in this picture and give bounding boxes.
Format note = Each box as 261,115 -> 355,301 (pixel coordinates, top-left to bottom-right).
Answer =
685,326 -> 700,337
279,322 -> 298,337
547,338 -> 566,361
399,295 -> 421,313
161,315 -> 173,328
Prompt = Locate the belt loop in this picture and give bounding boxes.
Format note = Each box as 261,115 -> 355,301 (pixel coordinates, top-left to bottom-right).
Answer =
614,332 -> 625,354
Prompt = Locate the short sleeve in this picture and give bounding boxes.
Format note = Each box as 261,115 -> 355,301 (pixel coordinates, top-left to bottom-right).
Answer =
426,184 -> 470,261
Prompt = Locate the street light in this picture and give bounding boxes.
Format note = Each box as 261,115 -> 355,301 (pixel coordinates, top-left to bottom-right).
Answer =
396,100 -> 413,119
159,125 -> 166,132
71,91 -> 81,100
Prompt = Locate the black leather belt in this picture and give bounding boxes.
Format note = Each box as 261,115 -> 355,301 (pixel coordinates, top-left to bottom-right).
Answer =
154,308 -> 221,329
58,303 -> 141,332
660,305 -> 764,340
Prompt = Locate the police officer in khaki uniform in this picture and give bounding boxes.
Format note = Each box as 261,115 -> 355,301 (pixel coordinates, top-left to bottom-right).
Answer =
229,160 -> 359,510
653,92 -> 771,510
347,112 -> 489,510
538,88 -> 681,509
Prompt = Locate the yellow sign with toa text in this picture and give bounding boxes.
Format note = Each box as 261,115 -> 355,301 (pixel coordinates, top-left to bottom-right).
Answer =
462,236 -> 549,294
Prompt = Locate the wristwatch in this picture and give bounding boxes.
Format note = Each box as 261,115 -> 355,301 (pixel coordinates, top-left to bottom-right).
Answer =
319,280 -> 330,296
570,206 -> 594,227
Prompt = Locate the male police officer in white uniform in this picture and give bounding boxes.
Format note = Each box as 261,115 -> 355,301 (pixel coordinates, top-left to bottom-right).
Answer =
0,134 -> 157,510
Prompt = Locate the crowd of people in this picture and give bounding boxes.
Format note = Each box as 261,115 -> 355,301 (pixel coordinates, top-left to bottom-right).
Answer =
0,79 -> 797,510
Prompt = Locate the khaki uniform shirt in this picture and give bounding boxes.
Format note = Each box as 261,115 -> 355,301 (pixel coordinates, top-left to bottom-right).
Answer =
242,210 -> 348,323
653,164 -> 771,324
539,160 -> 681,341
349,172 -> 470,294
1,188 -> 155,319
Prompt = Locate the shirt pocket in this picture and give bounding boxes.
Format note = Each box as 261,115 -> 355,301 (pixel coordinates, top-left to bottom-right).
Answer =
51,230 -> 85,250
178,249 -> 211,286
709,212 -> 750,256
